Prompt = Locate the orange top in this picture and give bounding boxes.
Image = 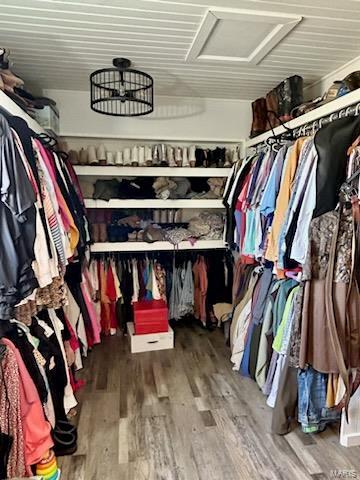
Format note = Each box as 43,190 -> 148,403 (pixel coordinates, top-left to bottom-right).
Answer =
265,137 -> 307,262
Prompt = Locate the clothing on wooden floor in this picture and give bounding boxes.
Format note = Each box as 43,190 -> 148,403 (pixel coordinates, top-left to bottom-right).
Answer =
0,110 -> 101,475
226,118 -> 360,435
89,252 -> 234,328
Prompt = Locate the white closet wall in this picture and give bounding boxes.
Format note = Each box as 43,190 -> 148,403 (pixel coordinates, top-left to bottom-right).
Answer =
44,89 -> 251,142
305,55 -> 360,100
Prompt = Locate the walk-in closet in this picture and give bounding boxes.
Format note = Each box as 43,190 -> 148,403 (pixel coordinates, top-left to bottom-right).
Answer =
0,1 -> 360,479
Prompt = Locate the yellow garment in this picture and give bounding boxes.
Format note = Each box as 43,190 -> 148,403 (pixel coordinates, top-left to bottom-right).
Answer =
326,373 -> 339,408
65,202 -> 80,254
265,137 -> 307,262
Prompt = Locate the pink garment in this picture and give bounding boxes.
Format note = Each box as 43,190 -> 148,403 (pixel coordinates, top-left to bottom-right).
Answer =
35,140 -> 71,232
81,279 -> 101,344
2,339 -> 53,471
64,314 -> 80,353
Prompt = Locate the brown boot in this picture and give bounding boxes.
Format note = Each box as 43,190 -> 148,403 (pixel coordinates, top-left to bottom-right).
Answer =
250,97 -> 267,138
92,223 -> 100,243
265,89 -> 280,131
99,223 -> 107,242
277,75 -> 303,123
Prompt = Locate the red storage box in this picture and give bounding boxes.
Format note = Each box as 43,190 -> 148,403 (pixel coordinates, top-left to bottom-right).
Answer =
133,300 -> 169,335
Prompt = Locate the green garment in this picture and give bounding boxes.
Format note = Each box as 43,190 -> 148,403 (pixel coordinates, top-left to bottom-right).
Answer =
272,286 -> 299,353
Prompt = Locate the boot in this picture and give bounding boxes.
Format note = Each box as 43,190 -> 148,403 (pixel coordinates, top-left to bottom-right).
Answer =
68,150 -> 79,165
92,223 -> 100,242
182,147 -> 190,167
99,223 -> 107,242
79,148 -> 89,165
175,147 -> 182,167
115,151 -> 123,166
189,145 -> 196,167
131,146 -> 139,166
138,146 -> 146,167
159,144 -> 167,166
265,90 -> 280,131
152,145 -> 160,166
145,145 -> 153,166
96,144 -> 106,165
87,145 -> 97,165
167,145 -> 176,167
106,151 -> 115,165
123,147 -> 131,166
250,97 -> 268,137
277,75 -> 303,123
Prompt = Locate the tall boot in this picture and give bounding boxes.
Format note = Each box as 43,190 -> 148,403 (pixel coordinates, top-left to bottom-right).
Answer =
277,75 -> 304,123
250,97 -> 267,137
265,90 -> 280,131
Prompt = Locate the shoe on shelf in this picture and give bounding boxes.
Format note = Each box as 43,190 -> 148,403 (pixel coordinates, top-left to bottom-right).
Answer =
96,144 -> 106,165
68,150 -> 79,165
160,143 -> 167,166
167,145 -> 176,167
160,209 -> 168,223
143,224 -> 165,243
99,223 -> 107,242
123,147 -> 131,166
92,223 -> 100,242
132,146 -> 139,166
128,231 -> 138,241
153,209 -> 161,223
138,146 -> 146,167
152,144 -> 160,166
145,145 -> 153,166
182,147 -> 190,167
87,145 -> 98,165
189,145 -> 196,168
175,147 -> 182,167
115,150 -> 123,166
79,148 -> 89,165
106,151 -> 115,165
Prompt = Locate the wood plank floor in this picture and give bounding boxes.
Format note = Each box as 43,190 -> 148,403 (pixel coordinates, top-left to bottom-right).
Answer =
59,325 -> 360,480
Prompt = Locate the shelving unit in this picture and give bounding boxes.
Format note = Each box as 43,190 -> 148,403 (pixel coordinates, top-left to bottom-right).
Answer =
246,88 -> 360,148
74,165 -> 231,178
0,90 -> 46,135
70,139 -> 234,253
91,240 -> 225,253
84,199 -> 224,209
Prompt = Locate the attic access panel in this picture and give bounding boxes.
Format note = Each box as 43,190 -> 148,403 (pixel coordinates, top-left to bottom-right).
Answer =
186,7 -> 302,65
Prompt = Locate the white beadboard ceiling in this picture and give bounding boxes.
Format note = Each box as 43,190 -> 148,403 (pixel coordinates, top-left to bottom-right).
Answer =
1,0 -> 360,100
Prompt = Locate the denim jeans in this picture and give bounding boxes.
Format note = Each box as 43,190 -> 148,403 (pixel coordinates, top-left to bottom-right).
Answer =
298,367 -> 340,433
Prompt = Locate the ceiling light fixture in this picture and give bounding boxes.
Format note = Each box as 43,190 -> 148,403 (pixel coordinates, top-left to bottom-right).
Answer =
90,58 -> 154,117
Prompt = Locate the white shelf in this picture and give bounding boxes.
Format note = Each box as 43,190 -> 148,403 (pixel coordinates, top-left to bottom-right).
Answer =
0,90 -> 46,134
246,88 -> 360,148
84,198 -> 224,209
63,133 -> 243,143
74,165 -> 231,178
90,240 -> 225,252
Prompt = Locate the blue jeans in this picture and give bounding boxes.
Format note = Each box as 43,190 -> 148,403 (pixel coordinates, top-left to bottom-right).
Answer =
298,367 -> 340,433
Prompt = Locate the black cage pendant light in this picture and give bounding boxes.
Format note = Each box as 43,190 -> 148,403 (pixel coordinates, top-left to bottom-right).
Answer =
90,58 -> 154,117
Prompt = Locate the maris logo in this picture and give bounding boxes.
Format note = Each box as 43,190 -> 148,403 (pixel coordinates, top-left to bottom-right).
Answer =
331,471 -> 358,478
